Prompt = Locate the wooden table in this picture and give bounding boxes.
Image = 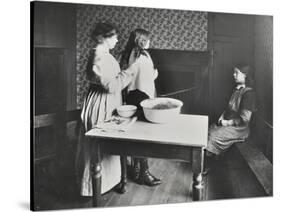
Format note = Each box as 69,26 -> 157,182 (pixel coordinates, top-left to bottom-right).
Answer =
85,114 -> 208,207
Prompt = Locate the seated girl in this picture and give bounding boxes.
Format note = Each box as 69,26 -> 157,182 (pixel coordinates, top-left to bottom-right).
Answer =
204,63 -> 256,173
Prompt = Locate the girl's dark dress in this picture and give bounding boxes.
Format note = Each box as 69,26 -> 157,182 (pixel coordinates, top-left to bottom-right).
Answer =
206,86 -> 255,155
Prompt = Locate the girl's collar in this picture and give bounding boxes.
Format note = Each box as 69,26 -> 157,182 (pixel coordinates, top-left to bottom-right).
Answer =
94,44 -> 110,53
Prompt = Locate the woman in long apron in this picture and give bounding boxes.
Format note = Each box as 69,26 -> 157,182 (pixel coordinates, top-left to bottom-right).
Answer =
75,22 -> 136,196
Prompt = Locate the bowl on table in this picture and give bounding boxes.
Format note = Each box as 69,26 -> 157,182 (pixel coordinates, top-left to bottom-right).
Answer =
117,105 -> 137,118
140,97 -> 183,123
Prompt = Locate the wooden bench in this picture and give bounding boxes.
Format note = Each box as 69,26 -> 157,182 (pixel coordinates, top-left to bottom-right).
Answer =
33,109 -> 82,163
234,119 -> 273,196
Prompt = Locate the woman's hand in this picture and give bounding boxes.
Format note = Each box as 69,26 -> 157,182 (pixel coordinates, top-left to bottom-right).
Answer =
218,117 -> 223,125
153,68 -> 158,79
124,62 -> 137,76
221,119 -> 234,126
217,113 -> 224,125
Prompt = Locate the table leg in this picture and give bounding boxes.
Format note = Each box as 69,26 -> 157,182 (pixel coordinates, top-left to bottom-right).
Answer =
91,142 -> 101,207
120,156 -> 127,193
192,148 -> 205,201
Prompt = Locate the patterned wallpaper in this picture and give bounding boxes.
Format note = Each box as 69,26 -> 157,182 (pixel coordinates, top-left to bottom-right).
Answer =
76,4 -> 208,107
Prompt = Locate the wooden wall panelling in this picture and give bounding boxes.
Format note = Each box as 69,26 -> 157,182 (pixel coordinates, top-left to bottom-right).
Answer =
32,2 -> 77,207
253,16 -> 273,160
149,49 -> 209,115
34,48 -> 66,115
32,47 -> 68,209
32,1 -> 77,110
208,13 -> 255,123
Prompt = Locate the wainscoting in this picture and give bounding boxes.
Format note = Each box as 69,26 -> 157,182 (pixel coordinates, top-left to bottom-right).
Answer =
149,49 -> 210,115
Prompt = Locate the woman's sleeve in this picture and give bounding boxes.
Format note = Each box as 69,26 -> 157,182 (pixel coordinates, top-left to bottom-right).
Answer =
91,56 -> 135,93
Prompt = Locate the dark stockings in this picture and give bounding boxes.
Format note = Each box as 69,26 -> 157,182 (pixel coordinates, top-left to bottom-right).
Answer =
132,158 -> 162,186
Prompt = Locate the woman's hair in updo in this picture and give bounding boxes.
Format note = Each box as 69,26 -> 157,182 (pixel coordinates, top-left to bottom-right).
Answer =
90,22 -> 118,43
86,22 -> 117,80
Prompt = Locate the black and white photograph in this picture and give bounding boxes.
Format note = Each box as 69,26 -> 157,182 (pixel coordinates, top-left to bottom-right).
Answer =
30,0 -> 275,211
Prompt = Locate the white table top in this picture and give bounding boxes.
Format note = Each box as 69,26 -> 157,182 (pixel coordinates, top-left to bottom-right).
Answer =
85,114 -> 208,147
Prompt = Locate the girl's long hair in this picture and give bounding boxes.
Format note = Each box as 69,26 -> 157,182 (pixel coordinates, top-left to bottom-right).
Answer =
120,28 -> 150,69
235,63 -> 255,88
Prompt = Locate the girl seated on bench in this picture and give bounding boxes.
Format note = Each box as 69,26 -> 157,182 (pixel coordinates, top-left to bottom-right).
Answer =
204,63 -> 256,174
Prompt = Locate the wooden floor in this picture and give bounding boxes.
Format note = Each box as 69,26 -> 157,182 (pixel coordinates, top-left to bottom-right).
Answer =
33,149 -> 266,211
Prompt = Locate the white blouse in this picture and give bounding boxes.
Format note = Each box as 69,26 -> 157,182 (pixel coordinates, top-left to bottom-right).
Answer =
127,50 -> 158,98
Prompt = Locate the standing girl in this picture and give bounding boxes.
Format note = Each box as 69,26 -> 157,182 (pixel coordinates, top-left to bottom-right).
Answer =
120,28 -> 161,186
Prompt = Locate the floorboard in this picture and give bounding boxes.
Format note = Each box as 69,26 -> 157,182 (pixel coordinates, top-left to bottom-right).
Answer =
33,150 -> 267,210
